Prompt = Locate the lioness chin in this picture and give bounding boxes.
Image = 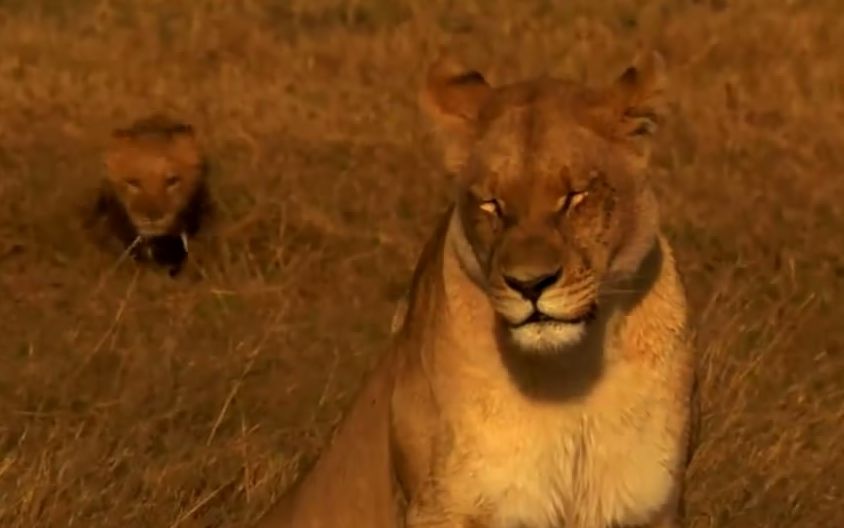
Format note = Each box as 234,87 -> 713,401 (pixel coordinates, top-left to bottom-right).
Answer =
256,50 -> 697,528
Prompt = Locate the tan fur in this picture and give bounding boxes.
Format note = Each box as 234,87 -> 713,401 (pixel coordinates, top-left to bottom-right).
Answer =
256,51 -> 695,528
103,114 -> 205,238
390,295 -> 409,336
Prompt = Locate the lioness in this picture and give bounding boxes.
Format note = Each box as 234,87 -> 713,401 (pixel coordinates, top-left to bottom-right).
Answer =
89,114 -> 211,275
257,51 -> 696,528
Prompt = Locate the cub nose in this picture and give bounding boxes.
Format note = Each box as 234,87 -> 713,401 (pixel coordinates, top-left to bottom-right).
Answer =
503,268 -> 562,302
145,209 -> 165,222
137,201 -> 166,222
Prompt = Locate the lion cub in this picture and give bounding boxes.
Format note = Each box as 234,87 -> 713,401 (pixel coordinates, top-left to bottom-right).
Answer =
255,51 -> 696,528
90,114 -> 211,275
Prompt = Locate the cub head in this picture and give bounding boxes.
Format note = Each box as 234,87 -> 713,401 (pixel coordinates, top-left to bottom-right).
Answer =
421,52 -> 667,355
104,115 -> 204,237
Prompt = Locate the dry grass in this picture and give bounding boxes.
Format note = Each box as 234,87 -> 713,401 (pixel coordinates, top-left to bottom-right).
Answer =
0,0 -> 842,526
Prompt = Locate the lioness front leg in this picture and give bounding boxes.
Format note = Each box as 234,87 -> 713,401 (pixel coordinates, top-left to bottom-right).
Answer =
405,510 -> 484,528
405,493 -> 487,528
632,493 -> 679,528
635,515 -> 676,528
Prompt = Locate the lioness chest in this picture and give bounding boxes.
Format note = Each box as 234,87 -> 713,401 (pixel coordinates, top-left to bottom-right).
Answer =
439,360 -> 680,528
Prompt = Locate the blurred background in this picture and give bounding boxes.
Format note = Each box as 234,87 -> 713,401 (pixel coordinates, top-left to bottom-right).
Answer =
0,1 -> 841,526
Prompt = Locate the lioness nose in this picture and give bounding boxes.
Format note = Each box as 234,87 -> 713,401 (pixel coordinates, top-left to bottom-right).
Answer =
503,268 -> 562,302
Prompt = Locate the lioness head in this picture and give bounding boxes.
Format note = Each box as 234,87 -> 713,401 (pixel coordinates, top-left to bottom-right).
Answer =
421,52 -> 667,354
104,115 -> 204,238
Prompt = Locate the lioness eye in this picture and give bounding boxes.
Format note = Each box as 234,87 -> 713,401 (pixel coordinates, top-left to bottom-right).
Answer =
557,191 -> 588,213
125,178 -> 141,191
165,175 -> 181,188
569,191 -> 588,209
479,199 -> 503,217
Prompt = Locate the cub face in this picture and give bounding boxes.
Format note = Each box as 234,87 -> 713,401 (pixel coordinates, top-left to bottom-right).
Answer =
421,53 -> 667,354
104,115 -> 204,238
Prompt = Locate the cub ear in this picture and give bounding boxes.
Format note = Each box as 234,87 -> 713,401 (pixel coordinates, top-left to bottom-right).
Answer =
168,126 -> 202,169
104,128 -> 132,178
603,51 -> 668,167
419,54 -> 492,173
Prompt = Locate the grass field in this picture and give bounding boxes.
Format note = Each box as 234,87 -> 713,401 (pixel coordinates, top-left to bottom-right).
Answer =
0,0 -> 842,526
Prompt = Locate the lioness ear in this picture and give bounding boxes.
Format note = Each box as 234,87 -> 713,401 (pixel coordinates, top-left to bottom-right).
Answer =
419,54 -> 492,174
604,51 -> 667,167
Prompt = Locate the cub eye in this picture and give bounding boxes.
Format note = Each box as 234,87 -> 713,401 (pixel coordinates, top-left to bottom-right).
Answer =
479,199 -> 503,217
556,191 -> 588,213
165,174 -> 181,189
124,178 -> 141,191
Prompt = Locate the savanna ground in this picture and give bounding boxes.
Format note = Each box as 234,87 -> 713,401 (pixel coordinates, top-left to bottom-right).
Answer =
0,0 -> 842,526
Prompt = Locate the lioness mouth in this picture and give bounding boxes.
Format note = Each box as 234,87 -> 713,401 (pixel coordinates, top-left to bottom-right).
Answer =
517,305 -> 597,327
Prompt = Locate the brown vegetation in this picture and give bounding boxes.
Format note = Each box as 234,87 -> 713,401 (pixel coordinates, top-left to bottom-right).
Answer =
0,1 -> 841,527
